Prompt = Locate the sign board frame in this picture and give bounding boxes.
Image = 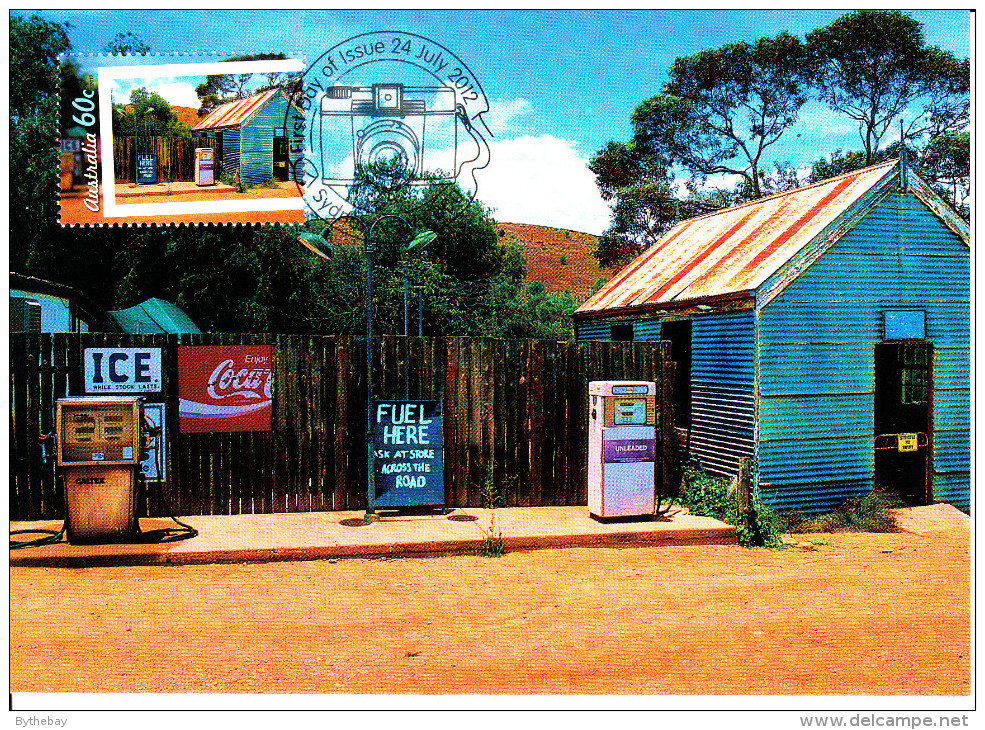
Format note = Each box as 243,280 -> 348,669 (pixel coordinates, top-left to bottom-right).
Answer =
372,400 -> 444,508
177,345 -> 273,433
883,310 -> 926,340
141,402 -> 167,480
85,347 -> 162,393
136,153 -> 158,184
898,432 -> 918,453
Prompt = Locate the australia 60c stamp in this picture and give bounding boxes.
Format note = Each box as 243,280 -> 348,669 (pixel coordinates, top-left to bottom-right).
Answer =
58,33 -> 492,227
59,54 -> 306,226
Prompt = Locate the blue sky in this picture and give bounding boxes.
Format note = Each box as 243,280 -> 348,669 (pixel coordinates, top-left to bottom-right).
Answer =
23,9 -> 972,233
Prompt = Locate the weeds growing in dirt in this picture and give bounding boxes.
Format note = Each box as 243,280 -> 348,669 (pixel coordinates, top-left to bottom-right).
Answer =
219,171 -> 246,193
782,488 -> 901,534
679,457 -> 782,549
478,466 -> 508,557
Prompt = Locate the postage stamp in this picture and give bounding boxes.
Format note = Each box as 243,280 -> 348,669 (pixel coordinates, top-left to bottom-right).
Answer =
59,35 -> 491,227
59,54 -> 307,226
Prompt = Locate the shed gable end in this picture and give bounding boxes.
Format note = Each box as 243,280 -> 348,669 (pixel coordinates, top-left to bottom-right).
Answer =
756,189 -> 970,513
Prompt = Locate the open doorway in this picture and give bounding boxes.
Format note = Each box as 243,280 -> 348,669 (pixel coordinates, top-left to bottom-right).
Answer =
660,320 -> 692,429
609,322 -> 633,341
873,342 -> 933,506
273,136 -> 289,182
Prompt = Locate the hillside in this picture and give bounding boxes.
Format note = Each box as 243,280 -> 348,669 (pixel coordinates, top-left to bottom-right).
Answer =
496,222 -> 608,304
171,106 -> 202,128
123,105 -> 201,128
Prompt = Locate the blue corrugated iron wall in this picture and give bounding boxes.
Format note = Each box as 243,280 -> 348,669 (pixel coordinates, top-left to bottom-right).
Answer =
222,128 -> 241,177
690,311 -> 756,477
575,320 -> 611,340
240,94 -> 290,185
757,190 -> 970,513
632,319 -> 661,340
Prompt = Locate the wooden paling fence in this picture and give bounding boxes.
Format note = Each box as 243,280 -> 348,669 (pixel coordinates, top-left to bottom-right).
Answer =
9,333 -> 675,520
113,136 -> 219,184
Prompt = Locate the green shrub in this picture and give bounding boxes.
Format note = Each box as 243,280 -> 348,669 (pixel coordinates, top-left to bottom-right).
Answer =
477,465 -> 508,557
479,535 -> 506,557
219,170 -> 246,193
679,457 -> 782,549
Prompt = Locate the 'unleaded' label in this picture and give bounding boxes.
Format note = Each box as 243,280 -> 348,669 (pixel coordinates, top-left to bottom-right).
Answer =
603,439 -> 655,463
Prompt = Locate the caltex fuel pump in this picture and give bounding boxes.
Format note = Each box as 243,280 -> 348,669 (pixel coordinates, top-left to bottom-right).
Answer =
56,396 -> 144,543
11,396 -> 197,549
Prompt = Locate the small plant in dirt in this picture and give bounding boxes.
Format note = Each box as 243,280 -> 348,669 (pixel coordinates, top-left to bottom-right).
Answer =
679,457 -> 782,549
220,170 -> 247,193
781,488 -> 901,534
478,465 -> 507,557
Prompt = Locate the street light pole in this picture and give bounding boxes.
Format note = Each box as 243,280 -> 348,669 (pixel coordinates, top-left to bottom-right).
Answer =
133,105 -> 157,185
404,271 -> 409,337
418,287 -> 424,336
323,214 -> 434,519
134,107 -> 138,185
402,231 -> 436,338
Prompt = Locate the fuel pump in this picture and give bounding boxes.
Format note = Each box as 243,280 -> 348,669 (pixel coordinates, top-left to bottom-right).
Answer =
194,147 -> 215,186
10,396 -> 197,549
57,396 -> 143,543
588,381 -> 659,521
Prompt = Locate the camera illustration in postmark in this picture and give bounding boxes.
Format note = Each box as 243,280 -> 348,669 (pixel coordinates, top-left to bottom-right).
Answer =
290,31 -> 492,220
59,54 -> 306,226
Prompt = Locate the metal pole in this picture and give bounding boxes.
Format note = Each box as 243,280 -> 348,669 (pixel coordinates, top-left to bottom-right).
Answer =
134,108 -> 138,184
404,271 -> 409,337
328,213 -> 417,520
418,287 -> 423,336
364,223 -> 376,517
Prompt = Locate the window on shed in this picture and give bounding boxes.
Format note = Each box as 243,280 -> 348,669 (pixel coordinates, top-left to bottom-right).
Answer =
900,344 -> 930,404
610,323 -> 633,341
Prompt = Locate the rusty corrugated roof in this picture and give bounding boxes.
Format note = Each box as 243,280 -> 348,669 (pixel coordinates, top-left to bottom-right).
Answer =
577,160 -> 899,314
192,89 -> 279,131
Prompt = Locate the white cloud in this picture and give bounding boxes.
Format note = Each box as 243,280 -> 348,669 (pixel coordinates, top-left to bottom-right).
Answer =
145,82 -> 202,109
486,98 -> 533,137
478,134 -> 612,235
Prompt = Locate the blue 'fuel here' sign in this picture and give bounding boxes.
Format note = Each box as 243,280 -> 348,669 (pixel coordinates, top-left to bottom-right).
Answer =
372,400 -> 444,507
136,154 -> 158,184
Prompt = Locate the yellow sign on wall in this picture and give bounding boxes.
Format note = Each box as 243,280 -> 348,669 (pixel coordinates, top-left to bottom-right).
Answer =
898,433 -> 918,452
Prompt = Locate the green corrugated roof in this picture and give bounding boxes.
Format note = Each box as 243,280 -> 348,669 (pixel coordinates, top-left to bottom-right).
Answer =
107,298 -> 201,334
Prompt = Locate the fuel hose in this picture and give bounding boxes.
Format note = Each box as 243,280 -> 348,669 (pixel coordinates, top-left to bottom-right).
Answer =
10,427 -> 197,548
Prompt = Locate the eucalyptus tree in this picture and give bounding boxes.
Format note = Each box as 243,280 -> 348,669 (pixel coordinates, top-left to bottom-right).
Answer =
806,10 -> 969,164
588,31 -> 815,269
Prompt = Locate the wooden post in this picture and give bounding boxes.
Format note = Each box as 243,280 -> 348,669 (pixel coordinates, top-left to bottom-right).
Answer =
736,456 -> 752,515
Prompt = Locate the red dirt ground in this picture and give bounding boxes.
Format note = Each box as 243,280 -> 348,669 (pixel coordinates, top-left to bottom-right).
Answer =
59,187 -> 305,226
9,528 -> 969,695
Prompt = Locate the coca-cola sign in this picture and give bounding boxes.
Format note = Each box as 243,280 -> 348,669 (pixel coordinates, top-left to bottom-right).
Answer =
177,345 -> 273,433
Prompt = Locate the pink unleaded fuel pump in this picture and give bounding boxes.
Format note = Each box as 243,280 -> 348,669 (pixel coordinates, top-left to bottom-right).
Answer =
587,381 -> 658,522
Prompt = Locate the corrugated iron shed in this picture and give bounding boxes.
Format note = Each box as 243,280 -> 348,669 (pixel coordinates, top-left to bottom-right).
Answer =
578,160 -> 898,314
574,159 -> 970,515
193,89 -> 280,132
